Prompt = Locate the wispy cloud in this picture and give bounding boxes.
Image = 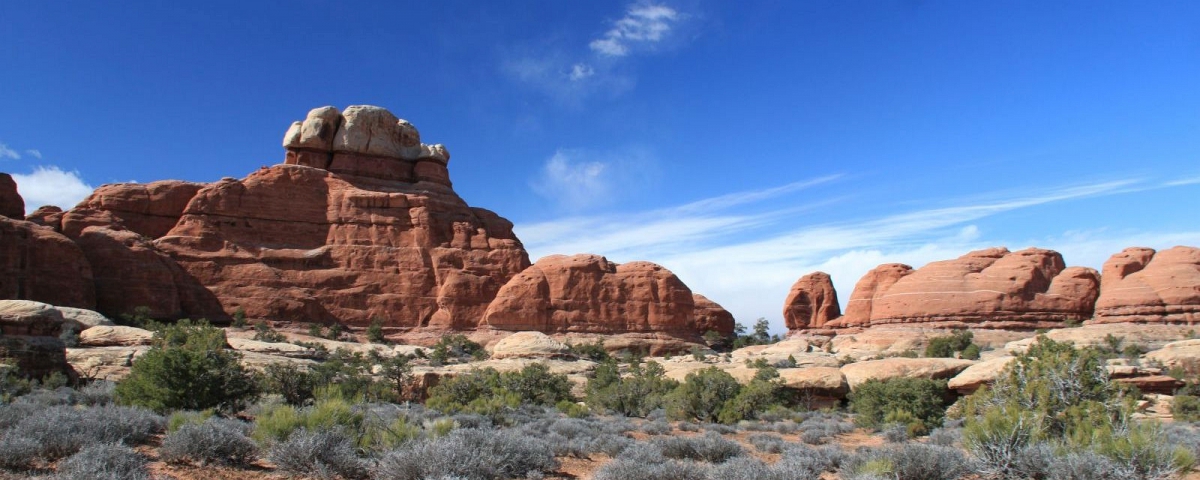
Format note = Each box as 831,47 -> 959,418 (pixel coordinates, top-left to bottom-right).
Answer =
530,148 -> 658,212
589,4 -> 681,57
503,2 -> 690,104
0,143 -> 19,160
1164,176 -> 1200,187
11,166 -> 95,213
515,177 -> 1200,333
24,149 -> 41,159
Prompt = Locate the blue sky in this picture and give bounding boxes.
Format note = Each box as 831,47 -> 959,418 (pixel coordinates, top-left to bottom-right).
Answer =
2,1 -> 1198,332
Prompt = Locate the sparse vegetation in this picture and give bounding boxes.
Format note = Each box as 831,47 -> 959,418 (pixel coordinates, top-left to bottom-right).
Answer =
925,330 -> 980,359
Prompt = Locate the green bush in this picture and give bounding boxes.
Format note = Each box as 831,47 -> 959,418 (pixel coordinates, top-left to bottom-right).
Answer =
260,363 -> 318,406
115,320 -> 258,413
717,378 -> 782,424
252,389 -> 362,445
849,377 -> 948,433
252,321 -> 286,343
231,307 -> 247,328
426,364 -> 574,415
665,367 -> 742,423
366,318 -> 386,344
568,341 -> 612,362
585,360 -> 679,417
429,334 -> 488,365
1173,394 -> 1200,422
925,330 -> 976,358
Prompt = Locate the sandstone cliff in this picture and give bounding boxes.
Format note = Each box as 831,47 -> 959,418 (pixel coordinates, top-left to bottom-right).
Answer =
1092,246 -> 1200,324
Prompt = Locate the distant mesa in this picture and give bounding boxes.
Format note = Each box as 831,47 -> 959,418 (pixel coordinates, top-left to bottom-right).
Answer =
0,105 -> 734,350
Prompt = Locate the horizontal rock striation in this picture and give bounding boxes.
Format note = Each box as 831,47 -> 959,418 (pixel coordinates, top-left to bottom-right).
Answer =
1092,246 -> 1200,324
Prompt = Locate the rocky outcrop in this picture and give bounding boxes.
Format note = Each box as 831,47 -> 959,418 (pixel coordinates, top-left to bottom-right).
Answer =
0,218 -> 95,309
75,227 -> 219,319
947,356 -> 1016,394
490,331 -> 571,359
693,294 -> 735,337
831,263 -> 913,328
480,254 -> 732,338
1,336 -> 72,380
783,272 -> 840,330
25,206 -> 64,230
0,174 -> 23,220
78,326 -> 154,347
63,180 -> 205,239
1093,247 -> 1200,324
840,357 -> 976,389
826,248 -> 1099,331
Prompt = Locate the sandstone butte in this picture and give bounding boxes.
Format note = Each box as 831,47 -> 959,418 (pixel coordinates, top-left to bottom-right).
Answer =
0,105 -> 734,341
789,245 -> 1199,333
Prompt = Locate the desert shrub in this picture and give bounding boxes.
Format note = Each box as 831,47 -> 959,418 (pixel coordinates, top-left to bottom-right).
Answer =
665,367 -> 742,423
54,443 -> 150,480
703,422 -> 737,435
652,432 -> 743,463
882,423 -> 910,442
569,340 -> 612,362
845,443 -> 971,480
849,377 -> 947,433
1174,394 -> 1200,422
429,334 -> 487,365
591,443 -> 711,480
253,321 -> 286,342
367,318 -> 386,343
0,404 -> 163,464
962,337 -> 1195,479
1045,451 -> 1126,480
167,409 -> 214,432
307,349 -> 392,402
717,376 -> 783,424
642,420 -> 671,435
748,433 -> 787,453
76,380 -> 116,406
115,320 -> 257,413
929,426 -> 963,447
775,444 -> 846,477
961,343 -> 982,360
925,330 -> 977,358
586,360 -> 679,417
427,364 -> 573,416
231,307 -> 247,328
253,391 -> 362,445
260,363 -> 318,406
269,428 -> 367,479
375,428 -> 557,479
160,417 -> 258,466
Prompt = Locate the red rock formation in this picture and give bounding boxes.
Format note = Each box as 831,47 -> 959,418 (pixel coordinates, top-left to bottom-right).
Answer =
0,174 -> 23,220
1093,246 -> 1200,324
26,206 -> 64,230
480,254 -> 728,337
0,217 -> 95,309
782,272 -> 840,330
693,294 -> 736,337
820,248 -> 1100,331
831,263 -> 913,328
63,181 -> 205,239
146,106 -> 529,327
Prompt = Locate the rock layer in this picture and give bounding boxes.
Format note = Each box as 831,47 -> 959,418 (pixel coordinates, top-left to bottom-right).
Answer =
0,217 -> 95,309
824,248 -> 1100,330
1093,246 -> 1200,324
783,272 -> 840,330
480,254 -> 733,338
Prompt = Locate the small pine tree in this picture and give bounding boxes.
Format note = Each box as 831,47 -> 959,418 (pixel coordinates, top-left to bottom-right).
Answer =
367,318 -> 386,344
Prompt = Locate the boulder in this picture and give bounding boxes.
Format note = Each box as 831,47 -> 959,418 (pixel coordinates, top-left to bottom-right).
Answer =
66,346 -> 149,381
1143,339 -> 1200,369
783,272 -> 840,330
56,307 -> 115,329
0,336 -> 73,380
777,367 -> 850,399
834,263 -> 912,328
77,325 -> 154,347
489,331 -> 571,359
947,356 -> 1016,394
0,173 -> 23,219
0,300 -> 70,336
1115,375 -> 1183,395
237,352 -> 319,371
840,357 -> 976,389
481,254 -> 728,338
693,294 -> 735,338
1093,246 -> 1200,324
0,217 -> 95,309
834,248 -> 1099,330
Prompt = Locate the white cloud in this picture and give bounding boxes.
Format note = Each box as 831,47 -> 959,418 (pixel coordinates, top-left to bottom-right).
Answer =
516,177 -> 1199,334
530,148 -> 657,211
11,166 -> 95,213
1165,176 -> 1200,187
0,144 -> 19,160
24,149 -> 41,159
590,4 -> 681,57
569,63 -> 595,81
